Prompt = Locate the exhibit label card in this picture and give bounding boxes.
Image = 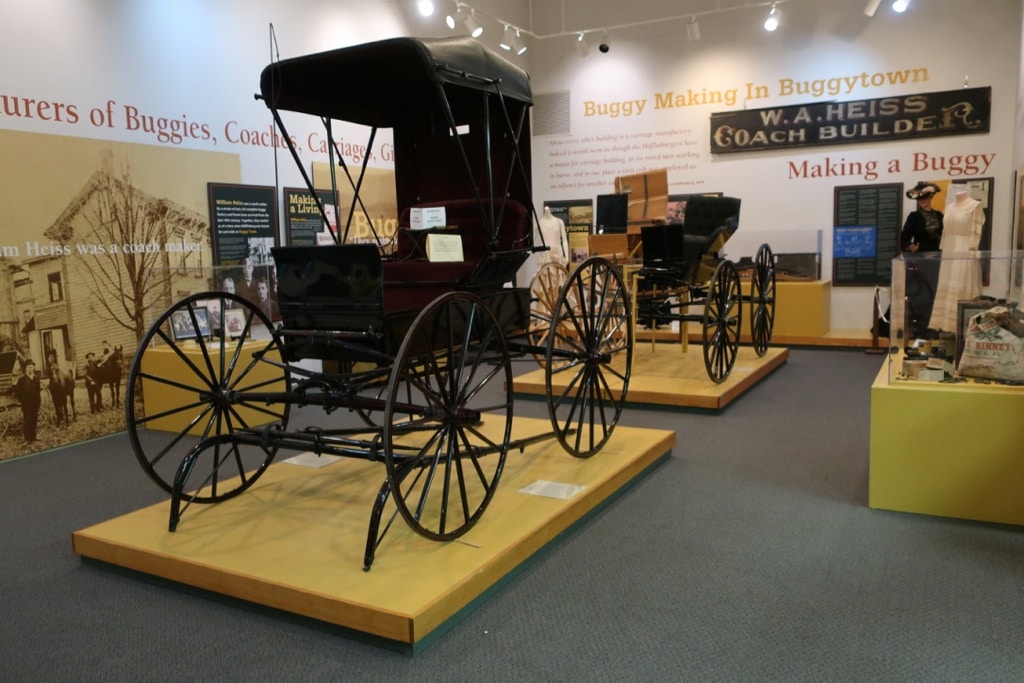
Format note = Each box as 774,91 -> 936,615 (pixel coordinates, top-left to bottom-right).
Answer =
518,480 -> 586,500
426,233 -> 464,262
283,452 -> 342,468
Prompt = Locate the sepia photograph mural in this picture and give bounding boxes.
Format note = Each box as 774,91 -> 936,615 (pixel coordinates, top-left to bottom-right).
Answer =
0,131 -> 240,460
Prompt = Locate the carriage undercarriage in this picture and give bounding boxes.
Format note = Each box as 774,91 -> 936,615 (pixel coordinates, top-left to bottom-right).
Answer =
631,242 -> 777,383
127,257 -> 632,570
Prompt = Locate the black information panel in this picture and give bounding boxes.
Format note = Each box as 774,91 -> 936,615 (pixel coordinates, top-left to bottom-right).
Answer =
207,183 -> 278,266
284,187 -> 338,247
832,183 -> 902,287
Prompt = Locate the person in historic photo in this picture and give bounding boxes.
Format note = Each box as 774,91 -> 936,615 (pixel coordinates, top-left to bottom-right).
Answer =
14,358 -> 42,443
900,181 -> 944,338
44,348 -> 70,428
238,256 -> 258,303
255,276 -> 279,321
84,352 -> 103,413
97,340 -> 115,369
220,275 -> 241,308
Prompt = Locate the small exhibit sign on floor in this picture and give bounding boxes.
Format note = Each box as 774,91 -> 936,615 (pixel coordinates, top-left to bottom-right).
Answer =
518,480 -> 586,500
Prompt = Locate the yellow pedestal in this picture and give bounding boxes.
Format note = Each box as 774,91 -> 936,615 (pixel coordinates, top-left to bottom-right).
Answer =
869,356 -> 1024,526
141,341 -> 285,434
514,345 -> 788,411
741,279 -> 831,340
72,417 -> 674,650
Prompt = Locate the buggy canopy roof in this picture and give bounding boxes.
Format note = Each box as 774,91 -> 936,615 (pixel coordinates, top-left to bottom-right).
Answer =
259,36 -> 532,127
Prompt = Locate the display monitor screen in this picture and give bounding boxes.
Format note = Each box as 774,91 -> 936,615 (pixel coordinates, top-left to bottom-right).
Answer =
595,193 -> 628,233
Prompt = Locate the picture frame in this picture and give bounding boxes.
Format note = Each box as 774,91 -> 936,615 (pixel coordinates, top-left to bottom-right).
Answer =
222,308 -> 247,339
170,307 -> 211,341
201,297 -> 222,327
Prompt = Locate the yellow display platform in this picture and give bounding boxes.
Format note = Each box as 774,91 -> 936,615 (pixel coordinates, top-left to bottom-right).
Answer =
513,345 -> 788,410
72,417 -> 674,652
869,355 -> 1024,526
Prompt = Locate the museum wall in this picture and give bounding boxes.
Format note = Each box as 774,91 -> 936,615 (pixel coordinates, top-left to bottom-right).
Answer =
526,0 -> 1023,330
0,0 -> 523,458
3,1 -> 1021,337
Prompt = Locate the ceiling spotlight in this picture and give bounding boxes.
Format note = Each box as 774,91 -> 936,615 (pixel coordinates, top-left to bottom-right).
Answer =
598,31 -> 609,53
464,9 -> 483,38
891,0 -> 910,12
764,4 -> 780,31
512,28 -> 527,55
500,24 -> 514,51
575,32 -> 590,57
416,0 -> 434,17
685,16 -> 701,42
445,2 -> 467,30
863,0 -> 882,16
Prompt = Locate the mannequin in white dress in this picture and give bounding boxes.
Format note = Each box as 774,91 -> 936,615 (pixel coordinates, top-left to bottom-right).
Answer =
537,206 -> 568,267
929,189 -> 984,332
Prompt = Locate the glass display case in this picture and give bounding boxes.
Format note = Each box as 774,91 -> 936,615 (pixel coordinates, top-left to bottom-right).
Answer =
139,263 -> 278,343
724,228 -> 823,281
886,249 -> 1024,384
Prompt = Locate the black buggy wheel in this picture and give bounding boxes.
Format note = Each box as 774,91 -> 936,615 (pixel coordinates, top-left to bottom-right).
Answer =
545,257 -> 633,458
750,243 -> 776,357
382,292 -> 513,541
529,262 -> 570,367
126,292 -> 290,502
702,260 -> 742,383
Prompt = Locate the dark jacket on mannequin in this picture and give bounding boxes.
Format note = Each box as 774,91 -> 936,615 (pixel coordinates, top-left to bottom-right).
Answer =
900,209 -> 943,253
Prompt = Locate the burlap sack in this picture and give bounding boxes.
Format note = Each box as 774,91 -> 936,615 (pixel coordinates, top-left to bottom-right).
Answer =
957,306 -> 1024,381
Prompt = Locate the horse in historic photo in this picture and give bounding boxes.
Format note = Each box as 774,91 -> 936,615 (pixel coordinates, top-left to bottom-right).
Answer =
94,345 -> 124,409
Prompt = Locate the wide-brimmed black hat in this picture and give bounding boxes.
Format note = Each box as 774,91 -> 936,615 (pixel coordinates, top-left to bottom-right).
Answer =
906,181 -> 941,199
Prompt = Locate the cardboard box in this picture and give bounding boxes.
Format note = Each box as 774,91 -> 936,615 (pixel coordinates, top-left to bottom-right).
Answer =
588,234 -> 629,259
410,206 -> 447,230
614,169 -> 668,232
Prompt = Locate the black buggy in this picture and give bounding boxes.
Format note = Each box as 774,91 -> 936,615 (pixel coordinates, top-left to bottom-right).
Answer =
125,37 -> 633,570
632,196 -> 777,383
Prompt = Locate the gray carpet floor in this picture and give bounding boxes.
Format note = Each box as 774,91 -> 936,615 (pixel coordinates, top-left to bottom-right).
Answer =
2,348 -> 1023,682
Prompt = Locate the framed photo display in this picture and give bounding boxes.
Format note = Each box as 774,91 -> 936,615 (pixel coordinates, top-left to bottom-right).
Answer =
222,309 -> 247,338
170,307 -> 211,341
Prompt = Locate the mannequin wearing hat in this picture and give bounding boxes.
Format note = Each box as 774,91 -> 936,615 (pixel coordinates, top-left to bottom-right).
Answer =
900,181 -> 944,253
899,181 -> 944,337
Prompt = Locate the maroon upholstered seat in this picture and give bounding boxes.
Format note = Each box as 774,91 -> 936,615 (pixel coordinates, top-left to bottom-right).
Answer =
381,198 -> 530,311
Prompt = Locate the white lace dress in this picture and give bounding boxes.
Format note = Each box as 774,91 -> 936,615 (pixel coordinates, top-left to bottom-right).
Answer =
929,197 -> 983,332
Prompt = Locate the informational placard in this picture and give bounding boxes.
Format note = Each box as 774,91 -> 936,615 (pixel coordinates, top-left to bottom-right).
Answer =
283,187 -> 337,247
546,198 -> 593,264
832,183 -> 902,286
834,225 -> 877,258
426,233 -> 463,262
207,183 -> 277,266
